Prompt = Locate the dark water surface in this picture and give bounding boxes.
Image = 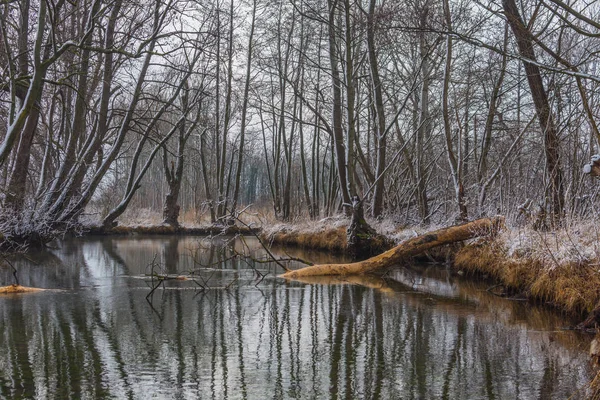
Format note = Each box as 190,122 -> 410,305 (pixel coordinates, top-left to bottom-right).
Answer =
0,236 -> 595,399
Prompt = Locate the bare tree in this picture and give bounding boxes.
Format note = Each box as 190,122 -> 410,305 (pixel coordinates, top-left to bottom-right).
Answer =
502,0 -> 565,226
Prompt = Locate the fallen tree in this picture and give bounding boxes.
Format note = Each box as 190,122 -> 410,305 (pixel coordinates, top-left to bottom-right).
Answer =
280,216 -> 504,279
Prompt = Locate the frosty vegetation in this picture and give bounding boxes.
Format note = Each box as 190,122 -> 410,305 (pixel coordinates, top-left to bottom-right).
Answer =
1,0 -> 600,247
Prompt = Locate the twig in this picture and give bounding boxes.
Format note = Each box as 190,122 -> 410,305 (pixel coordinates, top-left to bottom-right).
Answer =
1,255 -> 19,286
146,254 -> 162,300
226,207 -> 293,272
486,284 -> 505,297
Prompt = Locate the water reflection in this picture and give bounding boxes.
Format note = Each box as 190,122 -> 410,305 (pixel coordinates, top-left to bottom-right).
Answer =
0,236 -> 594,399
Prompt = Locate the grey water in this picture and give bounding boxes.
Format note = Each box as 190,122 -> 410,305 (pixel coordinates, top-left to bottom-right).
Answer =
0,236 -> 595,399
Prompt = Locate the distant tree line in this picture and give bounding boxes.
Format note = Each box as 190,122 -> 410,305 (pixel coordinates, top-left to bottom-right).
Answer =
1,0 -> 599,244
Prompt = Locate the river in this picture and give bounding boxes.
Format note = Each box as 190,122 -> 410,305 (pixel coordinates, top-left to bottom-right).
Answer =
0,236 -> 595,399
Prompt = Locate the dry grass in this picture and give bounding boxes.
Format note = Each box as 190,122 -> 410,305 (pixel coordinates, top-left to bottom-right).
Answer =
260,214 -> 400,253
261,213 -> 418,252
264,226 -> 348,252
454,224 -> 600,317
261,215 -> 349,251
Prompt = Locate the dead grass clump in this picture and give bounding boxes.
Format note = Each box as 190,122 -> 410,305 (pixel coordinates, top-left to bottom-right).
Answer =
0,284 -> 45,294
267,226 -> 348,252
530,264 -> 596,314
454,242 -> 539,290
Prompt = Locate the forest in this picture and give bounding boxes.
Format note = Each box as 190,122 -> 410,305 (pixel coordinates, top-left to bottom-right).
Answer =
1,0 -> 599,245
3,1 -> 600,398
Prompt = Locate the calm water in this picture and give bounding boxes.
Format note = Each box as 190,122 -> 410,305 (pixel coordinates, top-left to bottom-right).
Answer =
0,236 -> 595,399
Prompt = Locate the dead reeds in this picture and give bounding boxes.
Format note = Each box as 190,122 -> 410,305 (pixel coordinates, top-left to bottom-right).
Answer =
264,226 -> 348,252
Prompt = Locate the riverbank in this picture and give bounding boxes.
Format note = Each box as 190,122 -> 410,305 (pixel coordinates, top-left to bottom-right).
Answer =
3,216 -> 599,396
260,215 -> 414,253
454,224 -> 600,328
264,217 -> 600,327
265,216 -> 600,397
5,216 -> 600,326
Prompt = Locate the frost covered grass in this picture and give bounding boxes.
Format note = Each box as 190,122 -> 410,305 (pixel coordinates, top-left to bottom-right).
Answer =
260,214 -> 440,253
261,214 -> 470,255
455,221 -> 600,317
261,215 -> 350,252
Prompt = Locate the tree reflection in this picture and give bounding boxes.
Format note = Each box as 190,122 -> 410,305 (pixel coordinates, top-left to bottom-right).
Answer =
0,237 -> 594,399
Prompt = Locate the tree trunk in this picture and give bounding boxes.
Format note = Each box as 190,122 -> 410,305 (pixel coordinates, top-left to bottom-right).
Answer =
231,0 -> 256,214
442,0 -> 467,222
163,193 -> 181,227
162,84 -> 195,228
343,0 -> 358,199
502,0 -> 565,226
327,0 -> 352,211
200,131 -> 216,223
416,6 -> 431,223
216,0 -> 235,220
346,196 -> 392,258
281,216 -> 504,278
367,0 -> 387,218
4,103 -> 41,211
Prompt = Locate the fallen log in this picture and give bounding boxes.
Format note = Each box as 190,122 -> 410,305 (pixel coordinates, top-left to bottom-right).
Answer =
281,216 -> 504,279
0,284 -> 46,294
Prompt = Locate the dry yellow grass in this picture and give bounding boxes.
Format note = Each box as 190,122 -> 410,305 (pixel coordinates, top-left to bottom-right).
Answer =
266,226 -> 348,252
